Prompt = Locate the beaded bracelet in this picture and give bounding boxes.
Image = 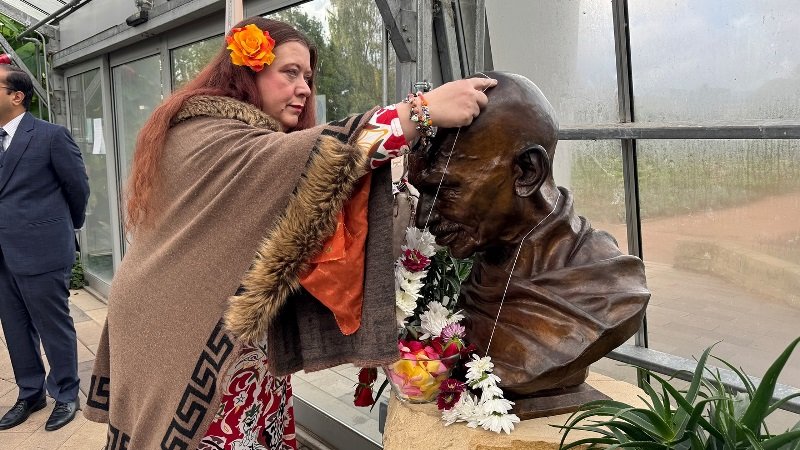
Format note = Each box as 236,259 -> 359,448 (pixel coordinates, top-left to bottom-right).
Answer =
403,91 -> 437,149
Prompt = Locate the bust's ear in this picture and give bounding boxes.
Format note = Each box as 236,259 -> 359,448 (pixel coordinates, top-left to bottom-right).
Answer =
514,145 -> 550,197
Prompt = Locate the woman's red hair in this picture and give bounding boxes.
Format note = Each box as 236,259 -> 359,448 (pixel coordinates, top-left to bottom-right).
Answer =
125,17 -> 318,231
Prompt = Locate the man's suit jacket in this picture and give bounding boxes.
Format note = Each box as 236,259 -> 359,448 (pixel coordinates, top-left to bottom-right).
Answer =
0,112 -> 90,276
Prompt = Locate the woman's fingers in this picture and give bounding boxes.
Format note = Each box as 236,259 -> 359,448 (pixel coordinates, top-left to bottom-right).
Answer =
405,77 -> 498,129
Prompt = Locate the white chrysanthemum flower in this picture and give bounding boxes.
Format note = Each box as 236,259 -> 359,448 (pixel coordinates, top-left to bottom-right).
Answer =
465,355 -> 495,381
472,373 -> 501,390
396,270 -> 425,297
395,290 -> 418,315
441,397 -> 467,426
419,301 -> 465,338
480,397 -> 514,414
396,265 -> 427,283
445,394 -> 482,429
480,384 -> 504,400
419,302 -> 450,338
396,306 -> 410,328
403,227 -> 437,257
479,412 -> 520,434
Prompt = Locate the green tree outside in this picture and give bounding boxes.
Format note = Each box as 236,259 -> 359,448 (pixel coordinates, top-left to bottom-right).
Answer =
0,14 -> 48,119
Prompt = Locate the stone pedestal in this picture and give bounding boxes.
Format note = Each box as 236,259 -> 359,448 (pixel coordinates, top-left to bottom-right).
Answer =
383,372 -> 646,450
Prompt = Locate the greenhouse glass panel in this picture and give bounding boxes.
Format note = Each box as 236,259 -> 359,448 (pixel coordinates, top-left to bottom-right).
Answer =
112,55 -> 162,188
555,140 -> 628,252
638,138 -> 800,395
68,69 -> 114,283
629,0 -> 800,122
171,35 -> 224,90
485,0 -> 618,126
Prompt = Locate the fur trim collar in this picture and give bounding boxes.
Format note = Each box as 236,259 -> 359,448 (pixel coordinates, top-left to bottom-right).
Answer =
173,95 -> 283,131
223,117 -> 369,344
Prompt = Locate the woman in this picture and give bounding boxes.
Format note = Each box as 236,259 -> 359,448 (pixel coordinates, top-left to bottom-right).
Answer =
84,17 -> 495,449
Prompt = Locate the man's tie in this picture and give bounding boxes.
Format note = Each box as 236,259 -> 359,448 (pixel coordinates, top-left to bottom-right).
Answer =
0,128 -> 7,167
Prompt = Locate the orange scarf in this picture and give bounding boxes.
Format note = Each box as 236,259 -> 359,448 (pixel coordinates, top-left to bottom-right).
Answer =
298,173 -> 372,335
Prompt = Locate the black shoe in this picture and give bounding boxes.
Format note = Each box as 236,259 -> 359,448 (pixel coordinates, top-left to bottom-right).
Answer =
44,399 -> 79,431
0,396 -> 47,430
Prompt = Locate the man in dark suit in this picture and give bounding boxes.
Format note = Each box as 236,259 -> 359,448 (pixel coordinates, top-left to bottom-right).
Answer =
0,64 -> 89,431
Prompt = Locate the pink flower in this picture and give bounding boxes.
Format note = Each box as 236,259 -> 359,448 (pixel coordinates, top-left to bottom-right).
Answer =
401,248 -> 430,272
441,323 -> 466,342
436,378 -> 466,410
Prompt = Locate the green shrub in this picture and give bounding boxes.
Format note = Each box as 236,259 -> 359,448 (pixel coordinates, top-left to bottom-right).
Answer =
557,337 -> 800,449
70,253 -> 85,289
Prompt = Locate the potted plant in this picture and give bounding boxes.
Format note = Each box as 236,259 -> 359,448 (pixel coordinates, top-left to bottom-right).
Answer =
557,337 -> 800,449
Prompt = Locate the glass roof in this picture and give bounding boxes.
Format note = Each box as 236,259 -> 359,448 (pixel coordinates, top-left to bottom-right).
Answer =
2,0 -> 67,23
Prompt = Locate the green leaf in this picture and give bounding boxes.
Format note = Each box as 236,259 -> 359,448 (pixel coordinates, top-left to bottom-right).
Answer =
741,337 -> 800,433
605,442 -> 671,449
558,437 -> 616,450
648,372 -> 726,442
712,355 -> 756,397
742,426 -> 767,450
369,379 -> 389,412
765,392 -> 800,418
673,344 -> 718,432
761,429 -> 800,450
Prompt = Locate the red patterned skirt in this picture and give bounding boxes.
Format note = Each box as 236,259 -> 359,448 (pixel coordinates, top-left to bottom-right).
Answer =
198,344 -> 297,449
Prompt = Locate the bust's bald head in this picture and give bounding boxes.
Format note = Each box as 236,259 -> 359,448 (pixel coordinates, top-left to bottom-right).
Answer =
410,72 -> 561,258
460,71 -> 559,160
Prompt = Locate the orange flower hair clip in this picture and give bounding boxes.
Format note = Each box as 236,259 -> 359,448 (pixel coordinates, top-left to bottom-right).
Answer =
226,23 -> 276,72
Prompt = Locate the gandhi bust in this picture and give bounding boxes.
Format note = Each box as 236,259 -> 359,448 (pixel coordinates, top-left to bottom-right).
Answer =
409,72 -> 650,399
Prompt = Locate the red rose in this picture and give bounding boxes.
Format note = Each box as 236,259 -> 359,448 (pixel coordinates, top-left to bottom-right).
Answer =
353,385 -> 375,407
358,367 -> 378,384
441,342 -> 461,360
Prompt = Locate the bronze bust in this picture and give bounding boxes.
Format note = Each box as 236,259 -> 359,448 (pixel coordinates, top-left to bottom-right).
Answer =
409,72 -> 650,414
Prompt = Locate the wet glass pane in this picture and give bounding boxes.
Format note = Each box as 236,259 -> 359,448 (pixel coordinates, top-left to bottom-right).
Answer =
171,35 -> 223,89
629,0 -> 800,122
556,140 -> 628,252
638,139 -> 800,389
112,55 -> 163,195
68,69 -> 114,283
485,0 -> 618,125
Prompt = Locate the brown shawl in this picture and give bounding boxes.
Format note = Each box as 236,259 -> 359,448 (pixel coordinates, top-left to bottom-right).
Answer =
462,189 -> 650,396
84,96 -> 398,449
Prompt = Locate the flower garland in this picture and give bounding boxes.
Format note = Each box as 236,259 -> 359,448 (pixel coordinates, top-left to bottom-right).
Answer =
355,226 -> 519,434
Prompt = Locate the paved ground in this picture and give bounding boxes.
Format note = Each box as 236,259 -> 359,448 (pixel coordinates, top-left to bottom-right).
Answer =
0,290 -> 107,450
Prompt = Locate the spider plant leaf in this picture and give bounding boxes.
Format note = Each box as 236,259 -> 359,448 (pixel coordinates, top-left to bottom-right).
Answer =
596,418 -> 653,441
741,337 -> 800,433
